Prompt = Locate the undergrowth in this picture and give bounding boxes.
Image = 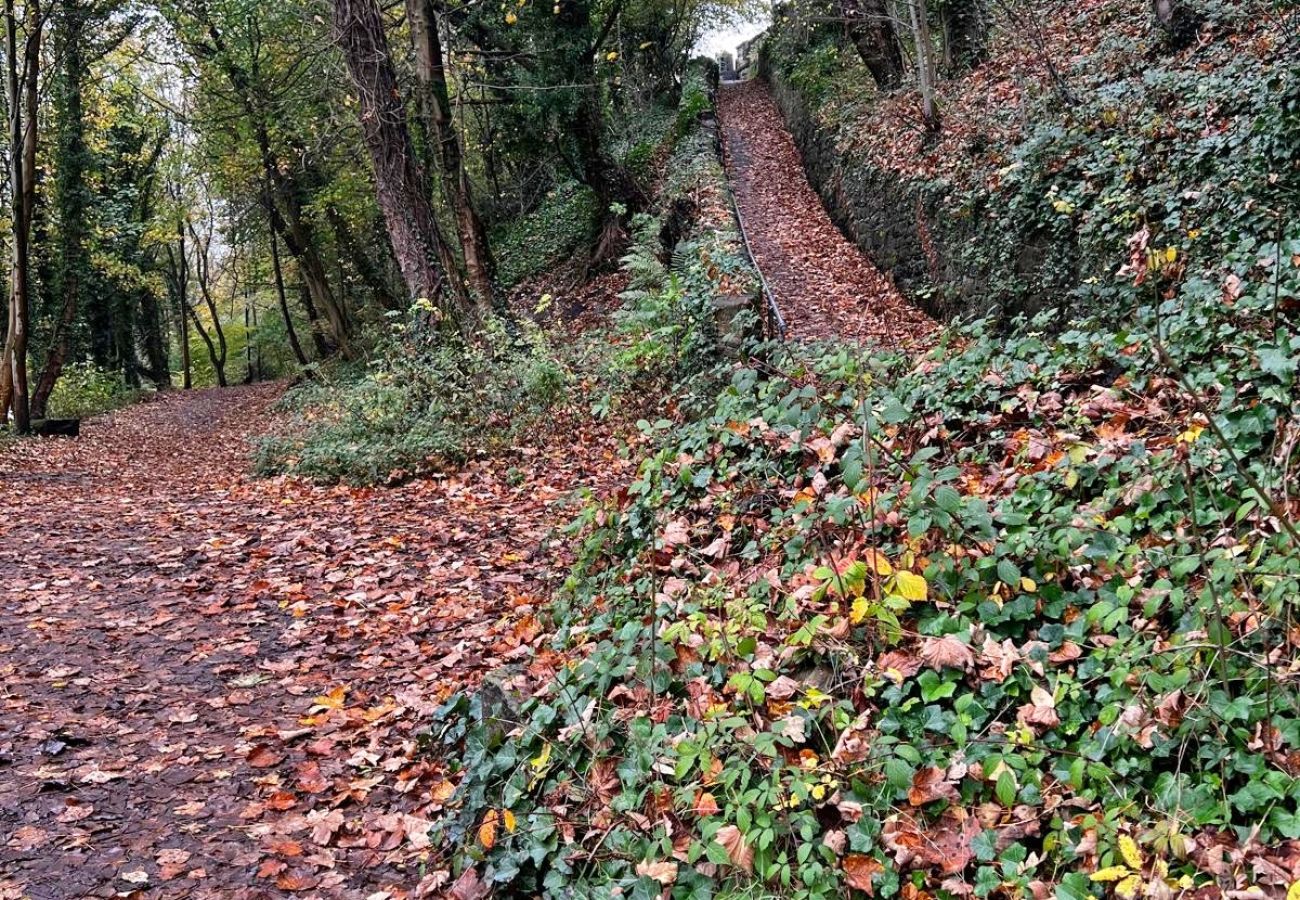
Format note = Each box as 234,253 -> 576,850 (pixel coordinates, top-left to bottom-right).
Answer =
493,182 -> 602,289
428,19 -> 1300,900
254,319 -> 568,484
432,267 -> 1300,900
46,362 -> 142,420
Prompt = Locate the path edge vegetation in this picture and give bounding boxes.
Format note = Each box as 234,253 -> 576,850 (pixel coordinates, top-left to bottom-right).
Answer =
425,5 -> 1300,900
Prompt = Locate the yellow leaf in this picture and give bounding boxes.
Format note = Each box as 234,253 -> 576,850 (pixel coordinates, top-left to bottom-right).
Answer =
605,51 -> 619,62
478,810 -> 498,849
1287,880 -> 1300,900
504,10 -> 517,24
1119,835 -> 1144,870
1178,424 -> 1204,444
850,597 -> 869,625
502,809 -> 517,833
1020,577 -> 1037,593
1115,873 -> 1143,900
529,742 -> 552,788
1091,866 -> 1132,883
894,571 -> 928,602
864,549 -> 893,577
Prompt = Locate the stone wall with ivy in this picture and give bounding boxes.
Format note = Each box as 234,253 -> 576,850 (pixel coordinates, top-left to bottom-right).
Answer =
757,5 -> 1298,331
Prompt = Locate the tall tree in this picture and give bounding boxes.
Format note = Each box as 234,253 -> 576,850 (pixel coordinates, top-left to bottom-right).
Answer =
1,0 -> 43,433
268,217 -> 308,367
185,212 -> 229,387
406,0 -> 496,310
331,0 -> 473,331
175,2 -> 354,356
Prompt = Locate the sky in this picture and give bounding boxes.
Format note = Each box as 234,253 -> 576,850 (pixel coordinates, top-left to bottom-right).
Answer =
695,9 -> 772,59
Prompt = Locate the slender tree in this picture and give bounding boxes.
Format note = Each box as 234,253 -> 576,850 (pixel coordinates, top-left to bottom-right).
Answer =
269,217 -> 308,367
185,213 -> 228,387
907,0 -> 940,135
1,0 -> 43,433
406,0 -> 495,311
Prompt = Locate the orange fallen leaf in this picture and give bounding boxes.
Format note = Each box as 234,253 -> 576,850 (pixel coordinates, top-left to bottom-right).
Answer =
478,809 -> 499,849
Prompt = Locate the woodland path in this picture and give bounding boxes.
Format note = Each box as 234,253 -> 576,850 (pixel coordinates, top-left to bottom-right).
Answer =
718,80 -> 936,346
0,386 -> 631,899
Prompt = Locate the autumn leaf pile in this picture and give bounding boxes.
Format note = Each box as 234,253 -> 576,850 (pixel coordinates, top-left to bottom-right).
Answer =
718,80 -> 937,349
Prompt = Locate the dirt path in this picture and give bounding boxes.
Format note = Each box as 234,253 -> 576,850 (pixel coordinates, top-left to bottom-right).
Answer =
0,386 -> 629,899
718,80 -> 936,346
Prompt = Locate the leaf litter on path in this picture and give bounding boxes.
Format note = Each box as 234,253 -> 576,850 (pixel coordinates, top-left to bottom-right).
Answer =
0,382 -> 634,898
718,79 -> 937,349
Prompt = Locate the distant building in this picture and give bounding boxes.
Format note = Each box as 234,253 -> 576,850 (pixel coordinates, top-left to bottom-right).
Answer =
719,52 -> 737,81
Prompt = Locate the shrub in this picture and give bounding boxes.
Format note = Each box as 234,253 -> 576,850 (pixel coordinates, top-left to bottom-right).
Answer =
256,317 -> 570,484
46,363 -> 140,419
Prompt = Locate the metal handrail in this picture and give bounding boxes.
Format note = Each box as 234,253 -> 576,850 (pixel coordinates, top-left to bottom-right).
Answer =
726,179 -> 788,341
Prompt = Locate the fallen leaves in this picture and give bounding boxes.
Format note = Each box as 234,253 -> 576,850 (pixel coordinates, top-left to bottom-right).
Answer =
715,824 -> 754,873
718,81 -> 937,348
920,635 -> 975,671
844,853 -> 884,894
635,859 -> 680,886
0,382 -> 632,896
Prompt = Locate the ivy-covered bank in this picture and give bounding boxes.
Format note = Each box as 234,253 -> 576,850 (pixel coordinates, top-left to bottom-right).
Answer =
760,0 -> 1298,328
429,12 -> 1300,900
435,273 -> 1300,899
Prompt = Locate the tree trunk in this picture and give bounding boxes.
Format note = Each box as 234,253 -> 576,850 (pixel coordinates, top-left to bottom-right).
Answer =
942,0 -> 988,73
325,205 -> 401,312
269,219 -> 308,367
406,0 -> 495,315
331,0 -> 470,334
138,288 -> 171,388
188,220 -> 228,388
1,0 -> 41,434
839,0 -> 905,90
1151,0 -> 1200,49
178,294 -> 192,389
292,281 -> 328,358
907,0 -> 940,136
32,0 -> 89,419
166,227 -> 193,389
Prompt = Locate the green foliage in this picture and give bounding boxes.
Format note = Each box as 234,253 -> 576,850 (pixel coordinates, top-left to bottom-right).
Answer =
493,183 -> 601,288
46,363 -> 141,419
255,317 -> 569,484
598,61 -> 761,410
431,20 -> 1300,898
434,264 -> 1300,893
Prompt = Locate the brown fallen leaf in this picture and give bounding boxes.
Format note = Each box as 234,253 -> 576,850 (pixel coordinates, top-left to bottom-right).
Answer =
920,635 -> 975,671
715,824 -> 754,873
451,867 -> 490,900
845,853 -> 884,895
908,766 -> 960,806
635,859 -> 679,886
247,745 -> 285,768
